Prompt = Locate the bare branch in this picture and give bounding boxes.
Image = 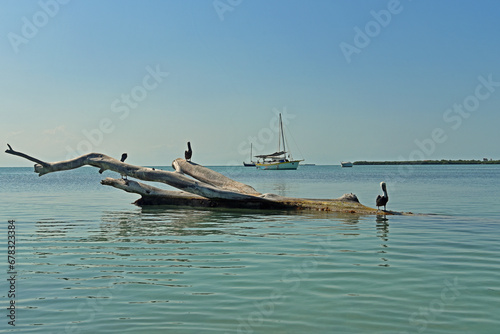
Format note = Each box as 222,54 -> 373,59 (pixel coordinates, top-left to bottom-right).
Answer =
101,177 -> 206,199
4,148 -> 266,202
4,145 -> 409,214
5,144 -> 49,168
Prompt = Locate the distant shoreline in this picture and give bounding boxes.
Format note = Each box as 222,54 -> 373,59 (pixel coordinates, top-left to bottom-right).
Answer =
353,159 -> 500,165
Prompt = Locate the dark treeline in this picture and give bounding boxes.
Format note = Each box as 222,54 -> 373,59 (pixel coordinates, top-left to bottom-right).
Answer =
354,159 -> 500,165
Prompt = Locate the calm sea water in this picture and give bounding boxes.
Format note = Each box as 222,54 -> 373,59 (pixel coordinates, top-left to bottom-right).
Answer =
1,165 -> 499,333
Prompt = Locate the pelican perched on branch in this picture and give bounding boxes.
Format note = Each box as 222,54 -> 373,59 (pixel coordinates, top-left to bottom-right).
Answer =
99,152 -> 128,175
185,142 -> 192,162
376,182 -> 389,211
120,153 -> 128,180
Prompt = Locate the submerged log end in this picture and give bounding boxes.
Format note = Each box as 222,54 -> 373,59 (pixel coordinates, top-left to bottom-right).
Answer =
338,193 -> 359,203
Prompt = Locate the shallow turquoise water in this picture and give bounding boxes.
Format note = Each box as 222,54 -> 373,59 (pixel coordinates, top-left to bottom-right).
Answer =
1,165 -> 499,333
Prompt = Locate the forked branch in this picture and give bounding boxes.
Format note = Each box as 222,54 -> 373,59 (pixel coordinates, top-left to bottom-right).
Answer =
5,144 -> 49,168
5,144 -> 403,214
4,145 -> 267,202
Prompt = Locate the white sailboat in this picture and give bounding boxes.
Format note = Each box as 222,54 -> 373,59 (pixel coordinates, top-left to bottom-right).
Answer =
255,113 -> 303,170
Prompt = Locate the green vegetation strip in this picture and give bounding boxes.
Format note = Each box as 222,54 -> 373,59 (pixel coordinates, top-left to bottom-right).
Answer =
354,160 -> 500,165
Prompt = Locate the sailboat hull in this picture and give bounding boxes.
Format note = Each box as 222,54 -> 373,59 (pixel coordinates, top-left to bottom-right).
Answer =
256,160 -> 301,170
252,113 -> 303,170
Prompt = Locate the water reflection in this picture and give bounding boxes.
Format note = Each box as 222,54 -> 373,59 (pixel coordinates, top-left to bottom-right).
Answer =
32,208 -> 394,276
98,207 -> 285,241
100,208 -> 226,239
376,215 -> 389,241
35,220 -> 82,238
376,215 -> 390,267
24,207 -> 404,332
97,207 -> 369,240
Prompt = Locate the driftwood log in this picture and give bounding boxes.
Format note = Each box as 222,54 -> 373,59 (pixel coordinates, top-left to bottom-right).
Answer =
5,144 -> 402,215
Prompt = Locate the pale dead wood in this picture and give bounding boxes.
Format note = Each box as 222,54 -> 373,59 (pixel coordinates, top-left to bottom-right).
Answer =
100,177 -> 204,199
5,144 -> 407,215
5,144 -> 49,167
101,177 -> 283,209
172,158 -> 260,195
4,145 -> 271,202
100,177 -> 380,213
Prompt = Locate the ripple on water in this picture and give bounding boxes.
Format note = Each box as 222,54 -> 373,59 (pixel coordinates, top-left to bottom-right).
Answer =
4,208 -> 500,333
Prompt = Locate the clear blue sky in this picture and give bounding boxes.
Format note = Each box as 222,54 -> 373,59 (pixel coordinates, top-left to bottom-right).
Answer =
1,0 -> 499,167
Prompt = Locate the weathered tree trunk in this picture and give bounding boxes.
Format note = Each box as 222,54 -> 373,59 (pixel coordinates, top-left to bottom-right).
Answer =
172,158 -> 260,195
100,177 -> 284,209
5,144 -> 404,215
5,145 -> 262,201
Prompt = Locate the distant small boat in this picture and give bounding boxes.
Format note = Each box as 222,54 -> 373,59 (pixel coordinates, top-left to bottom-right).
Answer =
255,113 -> 303,170
341,161 -> 353,167
243,143 -> 256,167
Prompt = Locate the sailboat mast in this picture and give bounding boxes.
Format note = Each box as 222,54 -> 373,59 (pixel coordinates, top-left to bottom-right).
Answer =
280,113 -> 286,154
277,114 -> 281,152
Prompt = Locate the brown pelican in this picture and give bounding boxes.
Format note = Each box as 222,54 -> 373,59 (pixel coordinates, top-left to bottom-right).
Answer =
120,153 -> 128,180
376,182 -> 389,211
185,142 -> 192,161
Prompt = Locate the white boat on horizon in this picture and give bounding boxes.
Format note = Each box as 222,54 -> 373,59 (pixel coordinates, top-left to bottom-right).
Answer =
255,113 -> 303,170
341,161 -> 353,167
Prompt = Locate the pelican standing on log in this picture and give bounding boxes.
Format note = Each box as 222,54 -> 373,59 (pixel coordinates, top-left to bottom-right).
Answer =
185,142 -> 192,162
376,181 -> 389,211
